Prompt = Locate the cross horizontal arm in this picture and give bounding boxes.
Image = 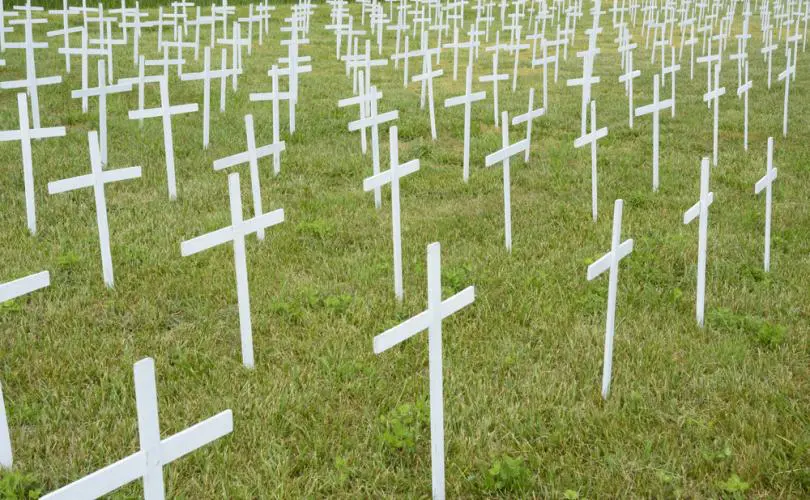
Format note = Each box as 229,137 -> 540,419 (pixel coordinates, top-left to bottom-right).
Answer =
348,110 -> 399,131
683,193 -> 714,223
40,451 -> 145,500
48,167 -> 142,194
363,159 -> 420,191
754,170 -> 777,193
161,410 -> 233,465
249,91 -> 290,102
587,240 -> 634,280
71,82 -> 132,99
128,104 -> 198,120
485,139 -> 530,166
512,107 -> 546,125
574,127 -> 608,148
444,91 -> 486,107
0,76 -> 62,89
181,209 -> 285,256
0,271 -> 50,303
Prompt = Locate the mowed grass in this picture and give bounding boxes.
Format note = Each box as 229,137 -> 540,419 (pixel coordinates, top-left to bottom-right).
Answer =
0,4 -> 809,498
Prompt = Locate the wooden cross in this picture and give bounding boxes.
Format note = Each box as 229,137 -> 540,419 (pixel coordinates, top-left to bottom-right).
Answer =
145,42 -> 184,81
47,131 -> 141,288
0,270 -> 49,468
181,46 -> 233,148
737,60 -> 752,150
567,28 -> 601,136
508,25 -> 530,91
444,64 -> 486,182
761,28 -> 777,89
373,241 -> 475,500
181,173 -> 284,368
574,100 -> 608,222
662,47 -> 680,117
250,65 -> 291,175
412,41 -> 443,140
214,114 -> 285,240
127,77 -> 198,200
587,198 -> 633,399
485,111 -> 530,252
778,47 -> 794,138
511,87 -> 545,162
755,138 -> 778,272
683,157 -> 713,327
480,32 -> 509,126
58,27 -> 107,112
71,60 -> 132,165
42,357 -> 232,499
703,64 -> 725,166
46,0 -> 81,73
635,74 -> 672,191
363,126 -> 420,301
1,9 -> 61,130
618,43 -> 639,128
531,38 -> 556,110
0,93 -> 66,235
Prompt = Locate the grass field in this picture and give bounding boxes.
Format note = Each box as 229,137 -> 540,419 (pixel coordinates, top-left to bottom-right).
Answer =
0,4 -> 809,498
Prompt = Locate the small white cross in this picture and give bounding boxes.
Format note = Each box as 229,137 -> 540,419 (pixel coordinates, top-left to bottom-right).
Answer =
737,60 -> 752,150
480,32 -> 509,127
485,111 -> 529,252
587,199 -> 633,399
363,126 -> 420,301
574,100 -> 608,222
511,87 -> 545,162
181,173 -> 284,368
778,47 -> 794,138
755,138 -> 778,272
412,47 -> 443,140
703,64 -> 725,166
683,157 -> 714,327
635,74 -> 672,191
444,64 -> 486,182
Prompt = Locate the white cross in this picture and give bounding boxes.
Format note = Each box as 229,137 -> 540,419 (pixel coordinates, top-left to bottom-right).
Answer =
119,55 -> 162,128
531,38 -> 556,110
373,241 -> 475,500
47,131 -> 141,288
703,64 -> 725,166
574,100 -> 608,222
214,114 -> 285,240
737,60 -> 752,150
41,357 -> 232,499
145,43 -> 184,81
485,111 -> 529,252
0,0 -> 18,52
180,173 -> 284,368
662,47 -> 680,117
71,60 -> 132,166
46,0 -> 80,73
567,29 -> 601,135
342,85 -> 399,207
618,44 -> 639,128
278,37 -> 312,135
683,157 -> 713,327
635,74 -> 672,191
755,138 -> 777,272
412,44 -> 443,140
250,64 -> 290,175
587,198 -> 633,399
181,46 -> 232,149
509,26 -> 529,91
1,9 -> 61,130
778,47 -> 794,138
443,26 -> 464,80
444,64 -> 486,182
511,87 -> 545,162
0,269 -> 49,468
0,93 -> 66,235
217,47 -> 240,112
127,77 -> 198,200
480,32 -> 509,127
58,27 -> 107,113
390,34 -> 421,86
338,68 -> 370,152
363,126 -> 420,301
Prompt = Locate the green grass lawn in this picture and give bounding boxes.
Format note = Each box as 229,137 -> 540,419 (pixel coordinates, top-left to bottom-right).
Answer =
1,4 -> 809,498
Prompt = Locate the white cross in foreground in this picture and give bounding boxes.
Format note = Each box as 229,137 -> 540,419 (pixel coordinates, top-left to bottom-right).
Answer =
574,100 -> 608,222
0,270 -> 49,468
181,173 -> 284,368
635,74 -> 672,191
683,157 -> 713,327
444,64 -> 486,182
0,93 -> 66,235
128,77 -> 198,200
373,241 -> 475,500
41,357 -> 233,500
587,198 -> 633,399
755,138 -> 777,272
485,111 -> 530,252
71,60 -> 132,165
363,126 -> 420,301
214,114 -> 285,240
47,131 -> 141,288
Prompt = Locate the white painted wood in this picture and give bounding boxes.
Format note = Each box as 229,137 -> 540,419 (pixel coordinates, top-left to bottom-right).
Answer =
363,126 -> 420,301
683,157 -> 713,327
180,173 -> 284,368
587,199 -> 633,399
480,32 -> 508,127
444,64 -> 486,182
42,357 -> 233,499
412,38 -> 442,140
485,112 -> 529,252
737,60 -> 752,150
635,74 -> 672,191
373,241 -> 475,500
127,77 -> 198,200
574,100 -> 608,222
511,87 -> 545,162
755,138 -> 777,272
703,64 -> 725,166
0,93 -> 66,235
778,47 -> 794,138
47,131 -> 141,288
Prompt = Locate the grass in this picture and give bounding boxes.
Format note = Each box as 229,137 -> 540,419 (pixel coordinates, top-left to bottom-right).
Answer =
1,4 -> 809,498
